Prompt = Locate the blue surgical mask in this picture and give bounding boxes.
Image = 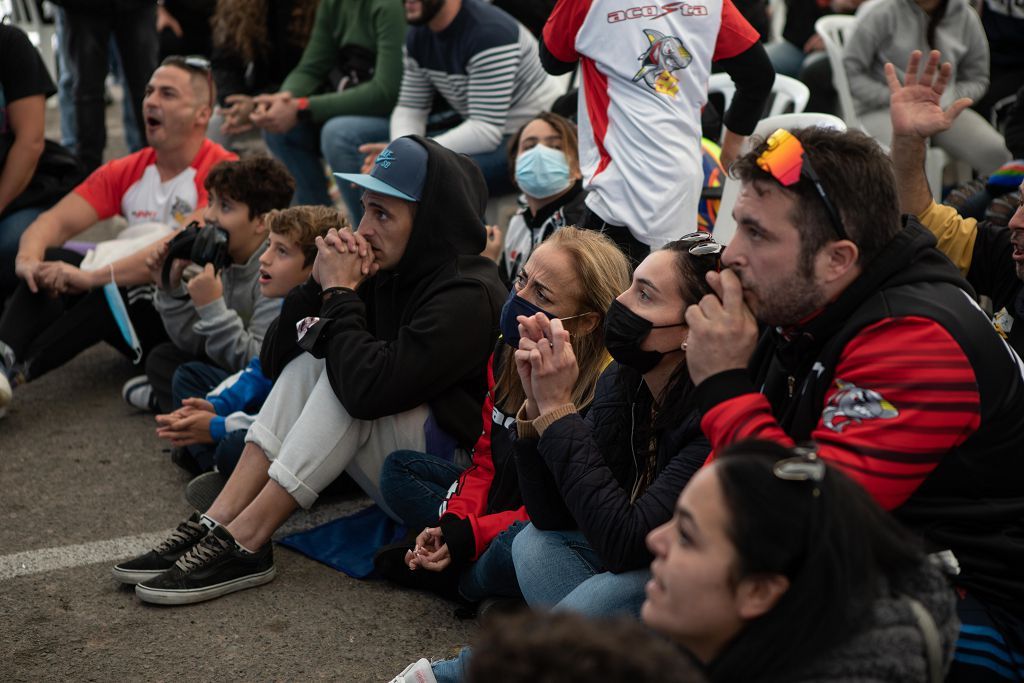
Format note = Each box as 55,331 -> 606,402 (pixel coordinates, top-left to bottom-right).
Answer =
515,144 -> 572,199
102,269 -> 143,364
500,289 -> 558,350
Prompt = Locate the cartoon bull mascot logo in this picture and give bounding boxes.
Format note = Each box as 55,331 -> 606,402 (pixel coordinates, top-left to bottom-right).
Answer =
632,28 -> 693,97
822,379 -> 899,433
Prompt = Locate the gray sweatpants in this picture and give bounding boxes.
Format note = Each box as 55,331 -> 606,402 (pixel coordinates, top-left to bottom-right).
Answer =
246,354 -> 428,519
860,106 -> 1011,176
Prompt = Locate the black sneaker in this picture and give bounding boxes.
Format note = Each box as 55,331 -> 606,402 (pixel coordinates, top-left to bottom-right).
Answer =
112,512 -> 210,585
134,525 -> 275,605
185,471 -> 226,512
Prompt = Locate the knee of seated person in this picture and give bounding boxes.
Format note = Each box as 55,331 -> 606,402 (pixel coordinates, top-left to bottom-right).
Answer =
511,523 -> 549,561
170,361 -> 210,401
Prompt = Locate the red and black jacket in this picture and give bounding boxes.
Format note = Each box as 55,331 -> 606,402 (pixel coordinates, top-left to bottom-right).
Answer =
698,218 -> 1024,613
438,344 -> 531,567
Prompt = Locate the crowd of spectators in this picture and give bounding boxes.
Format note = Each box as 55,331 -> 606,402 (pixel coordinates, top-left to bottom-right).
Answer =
1,0 -> 1022,680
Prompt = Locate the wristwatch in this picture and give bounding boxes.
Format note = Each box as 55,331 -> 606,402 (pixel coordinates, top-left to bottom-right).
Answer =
296,97 -> 312,123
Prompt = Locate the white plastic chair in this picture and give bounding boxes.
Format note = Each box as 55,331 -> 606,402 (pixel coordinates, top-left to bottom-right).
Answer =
814,14 -> 859,129
712,112 -> 847,245
707,73 -> 811,132
814,13 -> 946,200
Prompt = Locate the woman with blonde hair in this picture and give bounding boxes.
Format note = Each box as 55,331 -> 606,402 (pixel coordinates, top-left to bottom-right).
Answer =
376,226 -> 631,604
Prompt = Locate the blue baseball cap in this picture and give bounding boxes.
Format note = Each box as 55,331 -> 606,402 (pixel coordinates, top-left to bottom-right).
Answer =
334,137 -> 427,202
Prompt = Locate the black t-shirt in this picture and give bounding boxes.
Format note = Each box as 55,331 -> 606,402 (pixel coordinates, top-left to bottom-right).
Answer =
0,25 -> 56,135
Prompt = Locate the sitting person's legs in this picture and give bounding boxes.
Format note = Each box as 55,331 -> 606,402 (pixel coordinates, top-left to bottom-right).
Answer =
263,121 -> 333,207
318,115 -> 391,223
511,523 -> 604,609
457,521 -> 528,602
468,139 -> 515,199
380,449 -> 466,530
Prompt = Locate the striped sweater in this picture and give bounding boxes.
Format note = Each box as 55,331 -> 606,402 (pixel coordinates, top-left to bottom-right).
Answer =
390,0 -> 562,155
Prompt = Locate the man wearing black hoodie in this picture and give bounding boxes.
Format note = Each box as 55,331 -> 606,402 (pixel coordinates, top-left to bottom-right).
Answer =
683,124 -> 1024,664
113,136 -> 507,605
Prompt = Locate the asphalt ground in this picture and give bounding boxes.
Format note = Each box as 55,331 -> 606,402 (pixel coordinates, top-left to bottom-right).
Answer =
0,93 -> 477,682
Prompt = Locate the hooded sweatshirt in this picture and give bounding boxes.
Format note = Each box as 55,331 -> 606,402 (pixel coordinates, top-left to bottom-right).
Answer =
845,0 -> 990,116
260,136 -> 507,450
697,218 -> 1024,615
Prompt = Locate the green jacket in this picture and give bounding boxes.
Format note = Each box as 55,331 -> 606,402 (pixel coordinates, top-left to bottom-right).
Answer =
280,0 -> 405,123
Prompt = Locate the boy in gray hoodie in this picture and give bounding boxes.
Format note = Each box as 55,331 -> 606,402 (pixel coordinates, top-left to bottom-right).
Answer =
123,156 -> 295,412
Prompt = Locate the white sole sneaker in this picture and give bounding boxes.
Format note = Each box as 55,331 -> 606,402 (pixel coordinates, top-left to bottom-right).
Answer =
134,565 -> 276,605
121,375 -> 154,412
0,371 -> 11,409
389,659 -> 438,683
111,566 -> 166,585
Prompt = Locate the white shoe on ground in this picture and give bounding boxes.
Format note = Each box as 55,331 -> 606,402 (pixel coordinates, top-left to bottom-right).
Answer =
389,659 -> 437,683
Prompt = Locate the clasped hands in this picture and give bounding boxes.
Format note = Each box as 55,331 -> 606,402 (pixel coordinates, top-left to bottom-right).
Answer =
312,227 -> 379,291
513,313 -> 579,420
155,397 -> 216,447
404,526 -> 451,572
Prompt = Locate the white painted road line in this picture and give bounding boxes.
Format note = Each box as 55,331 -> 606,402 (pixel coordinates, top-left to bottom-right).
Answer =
0,499 -> 370,581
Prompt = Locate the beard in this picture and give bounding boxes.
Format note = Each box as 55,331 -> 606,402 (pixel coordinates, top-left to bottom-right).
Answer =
407,0 -> 446,25
733,265 -> 828,328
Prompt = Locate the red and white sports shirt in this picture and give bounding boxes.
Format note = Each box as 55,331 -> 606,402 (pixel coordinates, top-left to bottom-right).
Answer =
544,0 -> 757,246
74,139 -> 236,227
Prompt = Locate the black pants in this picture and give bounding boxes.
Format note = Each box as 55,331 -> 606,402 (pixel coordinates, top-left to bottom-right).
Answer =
63,4 -> 158,171
578,207 -> 651,267
0,248 -> 168,380
145,341 -> 212,414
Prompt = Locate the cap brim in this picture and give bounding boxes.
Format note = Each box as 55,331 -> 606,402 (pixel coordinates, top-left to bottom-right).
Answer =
333,173 -> 417,202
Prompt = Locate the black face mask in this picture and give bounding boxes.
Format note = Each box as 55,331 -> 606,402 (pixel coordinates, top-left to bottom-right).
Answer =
603,299 -> 685,374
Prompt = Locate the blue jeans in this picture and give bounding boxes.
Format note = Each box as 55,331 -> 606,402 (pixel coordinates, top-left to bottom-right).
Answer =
171,360 -> 233,472
379,449 -> 525,601
0,207 -> 44,297
380,449 -> 465,530
432,647 -> 472,683
512,524 -> 650,618
265,115 -> 391,221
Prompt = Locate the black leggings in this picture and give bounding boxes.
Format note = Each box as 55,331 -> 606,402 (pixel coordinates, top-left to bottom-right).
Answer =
0,248 -> 168,381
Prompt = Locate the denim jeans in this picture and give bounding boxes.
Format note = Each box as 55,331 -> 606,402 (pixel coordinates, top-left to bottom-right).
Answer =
265,115 -> 391,221
380,449 -> 465,530
512,524 -> 650,618
0,207 -> 44,298
432,647 -> 472,683
379,449 -> 525,601
171,360 -> 234,471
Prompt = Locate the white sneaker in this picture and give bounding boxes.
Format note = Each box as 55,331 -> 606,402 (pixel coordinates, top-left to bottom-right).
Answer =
122,375 -> 156,412
0,371 -> 11,410
388,659 -> 437,683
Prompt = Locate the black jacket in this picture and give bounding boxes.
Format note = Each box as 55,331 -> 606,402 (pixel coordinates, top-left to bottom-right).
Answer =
698,218 -> 1024,612
261,136 -> 507,450
515,362 -> 710,573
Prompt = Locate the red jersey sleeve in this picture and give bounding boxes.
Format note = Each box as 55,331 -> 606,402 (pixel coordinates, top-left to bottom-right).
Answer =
702,317 -> 981,510
543,0 -> 594,64
712,0 -> 761,61
73,148 -> 155,220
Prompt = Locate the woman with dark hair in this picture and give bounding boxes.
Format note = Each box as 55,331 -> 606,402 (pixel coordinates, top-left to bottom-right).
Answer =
508,236 -> 718,616
208,0 -> 319,151
483,112 -> 589,288
644,439 -> 959,681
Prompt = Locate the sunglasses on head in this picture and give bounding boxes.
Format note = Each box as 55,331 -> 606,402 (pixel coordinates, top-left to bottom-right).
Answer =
756,129 -> 849,242
162,55 -> 214,109
679,231 -> 724,271
773,442 -> 826,493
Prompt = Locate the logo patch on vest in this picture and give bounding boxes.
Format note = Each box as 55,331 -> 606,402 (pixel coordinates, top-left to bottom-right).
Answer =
822,379 -> 899,433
